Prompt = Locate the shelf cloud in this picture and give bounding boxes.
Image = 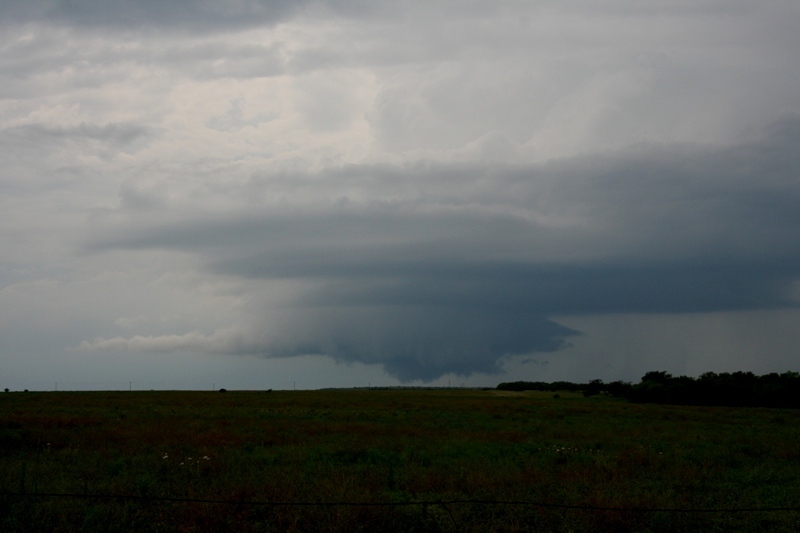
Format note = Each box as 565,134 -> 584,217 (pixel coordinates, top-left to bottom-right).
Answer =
83,119 -> 800,380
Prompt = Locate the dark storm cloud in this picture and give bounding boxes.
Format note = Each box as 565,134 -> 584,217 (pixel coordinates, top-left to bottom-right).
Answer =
87,117 -> 800,380
265,308 -> 578,382
0,1 -> 307,32
0,0 -> 394,35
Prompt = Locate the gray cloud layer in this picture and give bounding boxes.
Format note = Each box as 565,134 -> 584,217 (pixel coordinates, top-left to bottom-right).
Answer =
86,117 -> 800,380
4,1 -> 800,386
0,1 -> 308,32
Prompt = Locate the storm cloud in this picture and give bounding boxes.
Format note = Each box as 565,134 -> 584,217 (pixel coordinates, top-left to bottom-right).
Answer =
0,0 -> 309,32
83,118 -> 800,379
3,1 -> 800,387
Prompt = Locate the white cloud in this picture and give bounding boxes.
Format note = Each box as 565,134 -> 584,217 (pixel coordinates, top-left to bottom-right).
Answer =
77,327 -> 260,355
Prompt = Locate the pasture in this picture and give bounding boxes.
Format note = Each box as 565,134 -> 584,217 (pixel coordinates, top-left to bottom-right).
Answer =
1,389 -> 799,531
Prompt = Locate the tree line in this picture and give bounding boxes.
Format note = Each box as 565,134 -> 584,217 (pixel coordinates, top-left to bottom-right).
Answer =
497,370 -> 800,408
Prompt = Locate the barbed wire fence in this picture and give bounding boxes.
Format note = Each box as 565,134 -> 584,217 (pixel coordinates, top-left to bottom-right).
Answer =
4,490 -> 799,514
4,486 -> 800,532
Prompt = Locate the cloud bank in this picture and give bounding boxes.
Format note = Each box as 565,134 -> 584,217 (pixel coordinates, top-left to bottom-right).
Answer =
82,118 -> 800,380
2,1 -> 800,386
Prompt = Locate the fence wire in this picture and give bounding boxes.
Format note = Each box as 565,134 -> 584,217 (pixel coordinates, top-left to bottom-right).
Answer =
3,491 -> 799,514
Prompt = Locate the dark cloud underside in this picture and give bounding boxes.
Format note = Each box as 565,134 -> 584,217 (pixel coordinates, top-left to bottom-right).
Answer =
0,1 -> 307,31
266,308 -> 578,382
85,117 -> 800,380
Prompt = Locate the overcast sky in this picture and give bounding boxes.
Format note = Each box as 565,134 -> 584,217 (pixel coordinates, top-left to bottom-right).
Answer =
2,1 -> 800,390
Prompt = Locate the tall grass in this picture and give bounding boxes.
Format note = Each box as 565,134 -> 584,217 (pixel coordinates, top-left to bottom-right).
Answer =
1,390 -> 799,531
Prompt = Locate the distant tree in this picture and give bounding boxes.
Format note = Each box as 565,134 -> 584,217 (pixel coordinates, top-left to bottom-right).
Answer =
641,371 -> 672,384
550,381 -> 583,392
496,381 -> 551,392
628,370 -> 800,408
583,379 -> 604,397
500,371 -> 800,408
606,381 -> 632,397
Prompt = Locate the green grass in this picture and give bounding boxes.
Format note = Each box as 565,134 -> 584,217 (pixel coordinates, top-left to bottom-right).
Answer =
1,389 -> 799,532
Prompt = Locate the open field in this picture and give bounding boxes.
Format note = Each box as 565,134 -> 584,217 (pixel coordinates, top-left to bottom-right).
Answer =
1,389 -> 799,532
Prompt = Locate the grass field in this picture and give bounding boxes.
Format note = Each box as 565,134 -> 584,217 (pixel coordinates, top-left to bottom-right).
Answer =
1,389 -> 799,532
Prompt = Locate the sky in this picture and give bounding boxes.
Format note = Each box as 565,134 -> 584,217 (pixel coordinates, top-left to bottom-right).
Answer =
2,1 -> 800,390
